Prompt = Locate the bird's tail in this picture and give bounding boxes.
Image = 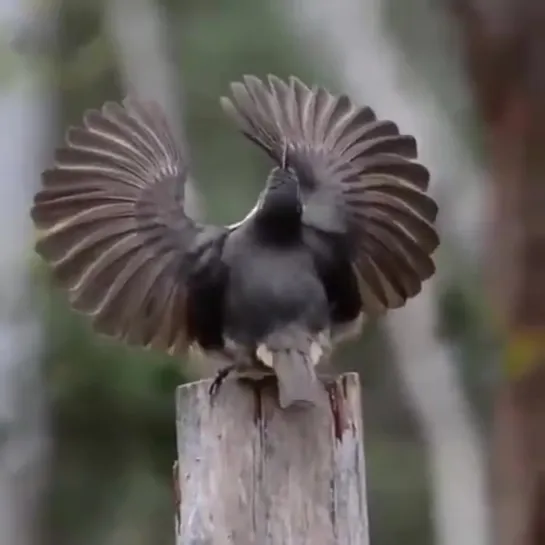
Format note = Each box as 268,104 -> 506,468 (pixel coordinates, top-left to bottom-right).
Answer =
256,327 -> 330,409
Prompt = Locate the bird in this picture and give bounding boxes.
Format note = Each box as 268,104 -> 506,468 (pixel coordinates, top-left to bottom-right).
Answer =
30,74 -> 439,410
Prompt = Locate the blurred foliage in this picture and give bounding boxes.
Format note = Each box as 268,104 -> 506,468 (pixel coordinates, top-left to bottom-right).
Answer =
384,0 -> 486,163
14,0 -> 497,544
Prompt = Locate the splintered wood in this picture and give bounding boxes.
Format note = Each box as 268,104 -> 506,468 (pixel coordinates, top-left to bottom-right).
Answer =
174,373 -> 369,545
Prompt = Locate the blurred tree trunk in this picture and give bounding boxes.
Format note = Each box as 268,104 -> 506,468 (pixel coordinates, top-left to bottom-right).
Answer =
452,2 -> 545,544
101,2 -> 195,543
286,1 -> 492,544
0,0 -> 52,543
104,0 -> 200,219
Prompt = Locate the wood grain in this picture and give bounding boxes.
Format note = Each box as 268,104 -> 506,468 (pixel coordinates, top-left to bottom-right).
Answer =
175,372 -> 369,545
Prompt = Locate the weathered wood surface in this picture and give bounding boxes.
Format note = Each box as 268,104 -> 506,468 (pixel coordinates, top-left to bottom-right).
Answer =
175,372 -> 369,545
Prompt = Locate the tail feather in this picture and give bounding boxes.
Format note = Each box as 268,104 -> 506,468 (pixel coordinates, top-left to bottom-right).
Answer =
256,327 -> 330,409
272,350 -> 322,409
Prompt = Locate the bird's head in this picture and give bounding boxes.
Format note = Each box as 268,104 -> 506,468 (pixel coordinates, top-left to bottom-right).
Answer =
256,166 -> 302,228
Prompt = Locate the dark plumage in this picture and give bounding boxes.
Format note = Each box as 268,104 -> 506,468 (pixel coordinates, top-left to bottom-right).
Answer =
30,75 -> 439,409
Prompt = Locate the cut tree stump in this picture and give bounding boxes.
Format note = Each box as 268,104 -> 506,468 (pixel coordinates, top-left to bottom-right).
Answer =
174,372 -> 369,545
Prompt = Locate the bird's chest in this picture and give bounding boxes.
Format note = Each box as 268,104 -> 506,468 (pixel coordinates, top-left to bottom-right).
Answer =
222,240 -> 326,341
228,247 -> 312,308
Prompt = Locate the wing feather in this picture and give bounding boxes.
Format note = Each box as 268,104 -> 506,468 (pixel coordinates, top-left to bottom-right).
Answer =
31,97 -> 226,354
221,74 -> 439,313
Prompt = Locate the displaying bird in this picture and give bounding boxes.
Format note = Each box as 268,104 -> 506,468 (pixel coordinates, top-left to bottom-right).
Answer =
30,75 -> 439,409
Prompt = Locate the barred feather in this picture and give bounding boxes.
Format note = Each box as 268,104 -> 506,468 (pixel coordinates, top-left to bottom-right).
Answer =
221,75 -> 439,313
31,98 -> 212,355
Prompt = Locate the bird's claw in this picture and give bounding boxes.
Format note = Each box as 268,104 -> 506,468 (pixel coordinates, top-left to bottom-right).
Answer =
208,364 -> 237,403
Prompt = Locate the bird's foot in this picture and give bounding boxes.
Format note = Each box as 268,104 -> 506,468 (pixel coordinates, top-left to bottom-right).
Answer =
208,363 -> 237,403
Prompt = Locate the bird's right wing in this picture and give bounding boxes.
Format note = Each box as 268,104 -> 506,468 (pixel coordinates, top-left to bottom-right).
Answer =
31,98 -> 227,355
221,75 -> 439,315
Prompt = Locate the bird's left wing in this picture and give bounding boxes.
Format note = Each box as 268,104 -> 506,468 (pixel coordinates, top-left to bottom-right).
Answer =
221,75 -> 439,314
31,98 -> 227,355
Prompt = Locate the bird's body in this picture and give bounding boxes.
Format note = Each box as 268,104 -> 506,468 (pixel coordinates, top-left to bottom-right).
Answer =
30,75 -> 439,409
222,230 -> 329,346
186,169 -> 343,405
222,234 -> 331,405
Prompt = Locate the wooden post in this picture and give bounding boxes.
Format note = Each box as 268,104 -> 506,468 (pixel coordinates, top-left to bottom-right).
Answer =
174,372 -> 369,545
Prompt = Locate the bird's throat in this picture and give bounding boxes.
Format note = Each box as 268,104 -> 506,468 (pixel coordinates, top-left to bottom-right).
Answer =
254,206 -> 302,245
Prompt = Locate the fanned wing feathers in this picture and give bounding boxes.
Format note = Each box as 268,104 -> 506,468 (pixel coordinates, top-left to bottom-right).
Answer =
32,75 -> 438,364
221,75 -> 439,313
31,98 -> 223,355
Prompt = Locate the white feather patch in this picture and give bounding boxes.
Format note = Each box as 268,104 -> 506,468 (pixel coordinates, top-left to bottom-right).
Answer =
309,341 -> 323,366
256,344 -> 274,368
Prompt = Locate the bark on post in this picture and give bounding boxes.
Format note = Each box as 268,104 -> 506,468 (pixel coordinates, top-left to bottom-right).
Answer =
174,372 -> 369,545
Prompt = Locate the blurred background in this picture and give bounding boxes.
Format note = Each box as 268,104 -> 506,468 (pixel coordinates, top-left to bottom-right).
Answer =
2,0 -> 545,544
